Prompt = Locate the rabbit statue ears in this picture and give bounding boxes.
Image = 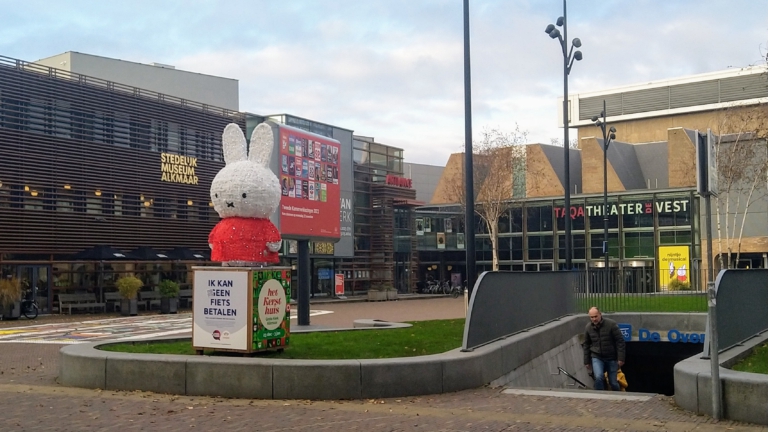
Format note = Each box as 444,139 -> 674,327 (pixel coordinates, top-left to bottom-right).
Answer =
222,123 -> 273,166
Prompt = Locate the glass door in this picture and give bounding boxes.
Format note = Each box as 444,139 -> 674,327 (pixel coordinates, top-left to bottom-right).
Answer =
17,265 -> 51,314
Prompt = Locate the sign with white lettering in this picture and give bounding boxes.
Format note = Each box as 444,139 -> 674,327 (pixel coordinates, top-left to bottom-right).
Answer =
554,198 -> 690,219
252,268 -> 291,350
193,270 -> 249,350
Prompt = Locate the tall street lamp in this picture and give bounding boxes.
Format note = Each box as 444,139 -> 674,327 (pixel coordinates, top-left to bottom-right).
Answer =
592,100 -> 616,292
545,0 -> 582,270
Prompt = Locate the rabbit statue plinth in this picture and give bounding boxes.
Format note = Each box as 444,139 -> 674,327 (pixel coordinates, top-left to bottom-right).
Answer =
209,123 -> 282,266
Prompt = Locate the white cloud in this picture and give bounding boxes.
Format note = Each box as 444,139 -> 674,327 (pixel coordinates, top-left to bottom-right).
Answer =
1,0 -> 766,166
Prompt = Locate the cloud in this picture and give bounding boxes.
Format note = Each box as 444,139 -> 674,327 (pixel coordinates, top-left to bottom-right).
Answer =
1,0 -> 766,166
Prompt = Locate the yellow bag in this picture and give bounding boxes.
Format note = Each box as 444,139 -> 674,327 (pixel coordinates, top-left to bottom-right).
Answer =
603,368 -> 628,391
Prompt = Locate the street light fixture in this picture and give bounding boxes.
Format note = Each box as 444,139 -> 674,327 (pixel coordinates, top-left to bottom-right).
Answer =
592,100 -> 616,292
545,0 -> 582,270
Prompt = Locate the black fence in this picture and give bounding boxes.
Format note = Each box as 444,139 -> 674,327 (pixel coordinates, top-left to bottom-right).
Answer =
574,268 -> 706,313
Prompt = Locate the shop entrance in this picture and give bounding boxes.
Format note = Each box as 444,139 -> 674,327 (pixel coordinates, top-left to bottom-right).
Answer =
17,265 -> 51,314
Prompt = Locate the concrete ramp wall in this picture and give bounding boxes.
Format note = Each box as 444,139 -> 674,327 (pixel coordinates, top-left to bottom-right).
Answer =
492,335 -> 591,389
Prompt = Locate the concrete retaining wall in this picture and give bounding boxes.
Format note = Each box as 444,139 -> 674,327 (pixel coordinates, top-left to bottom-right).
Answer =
674,330 -> 768,425
60,315 -> 585,399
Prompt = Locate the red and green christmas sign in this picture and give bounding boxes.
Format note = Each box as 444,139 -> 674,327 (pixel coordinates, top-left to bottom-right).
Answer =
252,268 -> 291,351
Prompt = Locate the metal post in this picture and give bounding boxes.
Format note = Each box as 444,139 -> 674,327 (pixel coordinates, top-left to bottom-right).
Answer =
463,0 -> 477,297
603,132 -> 609,292
562,0 -> 572,269
602,100 -> 610,292
297,240 -> 310,326
707,281 -> 722,420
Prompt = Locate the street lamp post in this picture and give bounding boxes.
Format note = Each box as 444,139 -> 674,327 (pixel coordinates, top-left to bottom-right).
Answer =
546,0 -> 582,270
592,100 -> 616,292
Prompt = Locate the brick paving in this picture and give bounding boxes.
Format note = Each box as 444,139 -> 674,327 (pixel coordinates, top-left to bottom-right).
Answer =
0,297 -> 766,431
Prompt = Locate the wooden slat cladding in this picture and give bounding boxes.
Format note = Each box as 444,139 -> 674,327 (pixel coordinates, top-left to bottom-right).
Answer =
0,57 -> 245,256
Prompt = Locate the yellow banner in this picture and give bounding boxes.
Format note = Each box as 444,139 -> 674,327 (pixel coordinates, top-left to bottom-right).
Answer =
658,245 -> 690,290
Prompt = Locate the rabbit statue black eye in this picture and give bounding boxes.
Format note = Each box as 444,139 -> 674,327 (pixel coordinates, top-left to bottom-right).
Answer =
242,193 -> 247,199
215,193 -> 219,198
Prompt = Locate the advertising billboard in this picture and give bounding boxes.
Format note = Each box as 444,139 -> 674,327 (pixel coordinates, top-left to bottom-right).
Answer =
658,245 -> 690,291
277,125 -> 341,240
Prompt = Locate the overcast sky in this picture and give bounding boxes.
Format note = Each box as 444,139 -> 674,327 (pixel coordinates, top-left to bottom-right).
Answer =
2,0 -> 766,165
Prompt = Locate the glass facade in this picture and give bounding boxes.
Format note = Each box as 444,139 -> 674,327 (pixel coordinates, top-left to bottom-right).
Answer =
416,190 -> 698,290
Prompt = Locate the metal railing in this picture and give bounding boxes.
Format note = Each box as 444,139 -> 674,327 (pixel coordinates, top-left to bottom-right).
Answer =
572,268 -> 706,313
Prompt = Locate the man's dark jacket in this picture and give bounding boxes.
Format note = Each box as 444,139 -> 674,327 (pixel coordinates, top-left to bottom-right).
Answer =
583,317 -> 626,365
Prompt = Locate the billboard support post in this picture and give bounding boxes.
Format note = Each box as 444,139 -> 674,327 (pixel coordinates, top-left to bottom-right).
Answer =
298,240 -> 311,326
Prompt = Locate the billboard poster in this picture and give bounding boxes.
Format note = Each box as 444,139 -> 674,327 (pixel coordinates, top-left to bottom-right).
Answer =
437,232 -> 446,249
416,218 -> 424,236
456,233 -> 465,249
658,246 -> 690,291
193,270 -> 249,350
253,268 -> 291,351
278,126 -> 341,240
335,273 -> 344,296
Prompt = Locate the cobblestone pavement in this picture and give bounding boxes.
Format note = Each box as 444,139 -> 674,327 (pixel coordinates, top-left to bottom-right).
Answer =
0,298 -> 765,431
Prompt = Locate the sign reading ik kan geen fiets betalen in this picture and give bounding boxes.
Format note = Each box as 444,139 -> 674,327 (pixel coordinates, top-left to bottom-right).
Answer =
253,269 -> 291,351
193,270 -> 249,350
160,153 -> 199,185
277,125 -> 341,240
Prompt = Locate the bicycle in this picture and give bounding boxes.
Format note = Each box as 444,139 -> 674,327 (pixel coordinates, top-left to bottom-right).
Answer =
20,290 -> 39,319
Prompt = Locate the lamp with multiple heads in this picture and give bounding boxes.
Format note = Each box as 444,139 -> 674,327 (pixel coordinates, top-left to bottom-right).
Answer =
592,101 -> 616,291
545,5 -> 582,270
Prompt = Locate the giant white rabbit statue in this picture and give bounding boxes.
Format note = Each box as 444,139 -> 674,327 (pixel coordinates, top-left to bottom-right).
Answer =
208,123 -> 282,266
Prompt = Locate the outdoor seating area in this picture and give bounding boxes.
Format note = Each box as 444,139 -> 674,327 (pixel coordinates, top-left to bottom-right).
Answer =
58,293 -> 106,315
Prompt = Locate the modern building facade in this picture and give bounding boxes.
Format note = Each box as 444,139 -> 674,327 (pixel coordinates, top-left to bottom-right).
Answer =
0,54 -> 243,313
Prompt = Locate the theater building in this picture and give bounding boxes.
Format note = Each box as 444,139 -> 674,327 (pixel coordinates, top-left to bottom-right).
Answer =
418,66 -> 768,292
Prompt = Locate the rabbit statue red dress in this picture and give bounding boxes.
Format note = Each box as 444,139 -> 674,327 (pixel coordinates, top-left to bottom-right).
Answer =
208,123 -> 282,266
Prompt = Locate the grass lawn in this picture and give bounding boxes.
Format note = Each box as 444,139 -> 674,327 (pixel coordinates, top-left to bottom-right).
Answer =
577,294 -> 707,313
731,343 -> 768,375
99,318 -> 465,359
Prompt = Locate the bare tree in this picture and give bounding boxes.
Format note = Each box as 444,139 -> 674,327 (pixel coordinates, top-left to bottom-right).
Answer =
445,126 -> 528,270
712,104 -> 768,269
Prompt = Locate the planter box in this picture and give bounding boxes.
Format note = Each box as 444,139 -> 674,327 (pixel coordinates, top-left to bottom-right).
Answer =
160,298 -> 178,314
1,301 -> 21,320
120,299 -> 139,316
386,290 -> 398,301
367,290 -> 388,302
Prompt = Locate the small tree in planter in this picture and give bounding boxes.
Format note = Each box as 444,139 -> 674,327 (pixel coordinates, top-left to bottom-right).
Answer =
116,276 -> 143,316
158,279 -> 180,314
384,284 -> 398,301
367,283 -> 388,302
0,277 -> 22,320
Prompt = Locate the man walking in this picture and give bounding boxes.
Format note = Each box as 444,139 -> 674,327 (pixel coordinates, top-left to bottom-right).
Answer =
583,306 -> 625,391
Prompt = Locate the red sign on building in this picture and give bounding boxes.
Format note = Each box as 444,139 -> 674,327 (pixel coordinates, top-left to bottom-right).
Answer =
278,127 -> 341,240
385,174 -> 412,188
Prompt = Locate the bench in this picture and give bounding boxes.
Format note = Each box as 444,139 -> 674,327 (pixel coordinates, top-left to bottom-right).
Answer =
179,289 -> 193,308
104,292 -> 122,312
139,291 -> 162,310
58,293 -> 106,315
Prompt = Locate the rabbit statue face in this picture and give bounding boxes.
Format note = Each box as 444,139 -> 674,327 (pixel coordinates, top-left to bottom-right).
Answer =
211,123 -> 281,219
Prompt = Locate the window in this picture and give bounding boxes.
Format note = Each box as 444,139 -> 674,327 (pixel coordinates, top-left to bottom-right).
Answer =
587,199 -> 619,230
527,235 -> 553,260
558,234 -> 586,260
589,233 -> 619,259
659,230 -> 692,245
510,207 -> 523,233
621,198 -> 654,228
510,236 -> 523,260
526,206 -> 553,232
623,232 -> 655,258
657,196 -> 692,227
556,199 -> 586,231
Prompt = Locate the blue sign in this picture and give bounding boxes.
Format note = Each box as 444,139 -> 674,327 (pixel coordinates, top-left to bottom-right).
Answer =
317,268 -> 333,280
638,328 -> 705,344
618,324 -> 632,341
